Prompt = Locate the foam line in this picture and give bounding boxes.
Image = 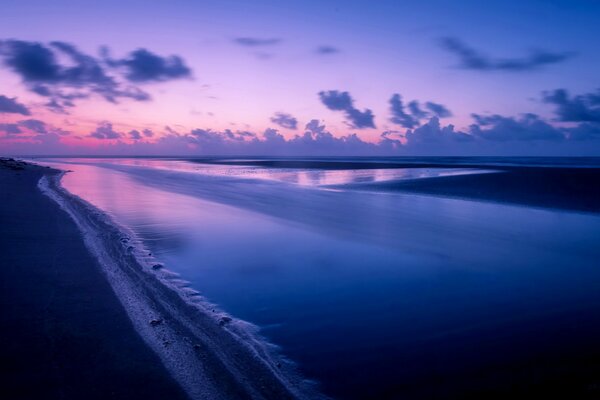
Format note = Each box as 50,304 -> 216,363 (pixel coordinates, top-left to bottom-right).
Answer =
38,172 -> 325,400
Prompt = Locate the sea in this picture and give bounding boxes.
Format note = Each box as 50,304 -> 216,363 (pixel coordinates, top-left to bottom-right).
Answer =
32,156 -> 600,399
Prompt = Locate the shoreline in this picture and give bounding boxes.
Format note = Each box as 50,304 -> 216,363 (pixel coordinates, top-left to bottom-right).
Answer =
333,168 -> 600,214
1,158 -> 321,400
0,159 -> 188,400
39,169 -> 321,400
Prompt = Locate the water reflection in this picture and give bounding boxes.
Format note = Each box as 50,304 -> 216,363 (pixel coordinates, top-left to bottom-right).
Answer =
34,157 -> 600,399
39,157 -> 487,186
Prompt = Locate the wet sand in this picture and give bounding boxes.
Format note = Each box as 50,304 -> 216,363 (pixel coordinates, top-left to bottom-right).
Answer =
1,158 -> 318,400
0,159 -> 188,399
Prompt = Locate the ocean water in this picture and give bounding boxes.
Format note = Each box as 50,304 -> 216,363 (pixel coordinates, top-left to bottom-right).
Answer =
35,157 -> 600,399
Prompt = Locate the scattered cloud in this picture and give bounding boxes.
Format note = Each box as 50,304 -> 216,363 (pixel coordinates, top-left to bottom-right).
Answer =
0,123 -> 22,134
439,37 -> 574,71
18,119 -> 47,134
89,122 -> 122,139
0,94 -> 30,115
0,39 -> 192,112
104,48 -> 192,82
316,46 -> 340,55
319,90 -> 375,129
270,112 -> 298,129
389,94 -> 452,128
129,129 -> 142,140
233,37 -> 281,46
0,118 -> 69,137
425,101 -> 452,118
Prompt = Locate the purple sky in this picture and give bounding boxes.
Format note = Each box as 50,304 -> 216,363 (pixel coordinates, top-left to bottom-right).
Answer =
0,0 -> 599,155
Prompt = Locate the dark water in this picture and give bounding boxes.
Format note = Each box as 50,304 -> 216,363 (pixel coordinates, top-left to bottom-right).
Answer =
35,157 -> 600,399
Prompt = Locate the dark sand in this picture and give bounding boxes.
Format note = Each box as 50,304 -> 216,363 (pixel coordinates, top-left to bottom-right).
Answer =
338,168 -> 600,214
0,159 -> 188,400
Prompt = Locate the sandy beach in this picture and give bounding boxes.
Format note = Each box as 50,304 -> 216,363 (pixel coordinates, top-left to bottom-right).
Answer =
0,159 -> 188,399
0,159 -> 317,400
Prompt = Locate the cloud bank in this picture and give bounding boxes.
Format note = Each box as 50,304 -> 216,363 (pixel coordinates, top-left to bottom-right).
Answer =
2,88 -> 600,156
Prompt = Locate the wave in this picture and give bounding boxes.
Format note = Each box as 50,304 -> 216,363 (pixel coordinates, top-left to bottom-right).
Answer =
38,172 -> 326,400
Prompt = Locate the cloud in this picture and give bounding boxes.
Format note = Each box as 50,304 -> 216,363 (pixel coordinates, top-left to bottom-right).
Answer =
129,129 -> 142,140
405,117 -> 473,145
0,118 -> 69,137
318,90 -> 375,129
0,94 -> 30,115
233,37 -> 281,46
0,39 -> 192,112
143,128 -> 154,137
0,123 -> 22,134
89,122 -> 122,139
18,119 -> 46,133
425,101 -> 452,118
542,88 -> 600,122
469,113 -> 565,141
440,37 -> 574,71
389,94 -> 418,129
566,122 -> 600,141
105,48 -> 192,82
270,112 -> 298,129
316,46 -> 340,55
389,94 -> 452,128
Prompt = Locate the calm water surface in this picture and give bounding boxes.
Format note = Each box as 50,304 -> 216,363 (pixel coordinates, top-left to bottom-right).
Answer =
36,158 -> 600,399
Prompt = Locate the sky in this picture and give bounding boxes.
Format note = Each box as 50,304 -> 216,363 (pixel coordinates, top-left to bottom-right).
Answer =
0,0 -> 599,156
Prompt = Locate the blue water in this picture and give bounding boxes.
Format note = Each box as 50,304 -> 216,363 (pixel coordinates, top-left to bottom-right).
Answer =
35,157 -> 600,399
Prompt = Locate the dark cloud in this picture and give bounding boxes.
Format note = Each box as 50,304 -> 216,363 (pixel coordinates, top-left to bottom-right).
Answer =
389,94 -> 418,129
566,122 -> 600,141
469,113 -> 564,141
106,48 -> 192,82
0,123 -> 22,134
405,117 -> 473,145
0,40 -> 126,105
0,94 -> 30,115
233,37 -> 281,46
407,101 -> 428,120
129,129 -> 142,140
143,128 -> 154,137
18,119 -> 46,133
425,101 -> 452,118
440,37 -> 574,71
542,88 -> 600,122
0,39 -> 192,112
89,122 -> 122,139
270,112 -> 298,129
0,118 -> 69,137
124,120 -> 385,156
389,94 -> 452,128
316,46 -> 340,55
318,90 -> 375,129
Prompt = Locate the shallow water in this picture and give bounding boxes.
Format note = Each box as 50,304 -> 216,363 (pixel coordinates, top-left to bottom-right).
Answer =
35,157 -> 600,399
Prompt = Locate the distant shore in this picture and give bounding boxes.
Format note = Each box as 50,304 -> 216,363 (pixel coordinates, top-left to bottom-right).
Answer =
334,167 -> 600,214
0,158 -> 317,400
